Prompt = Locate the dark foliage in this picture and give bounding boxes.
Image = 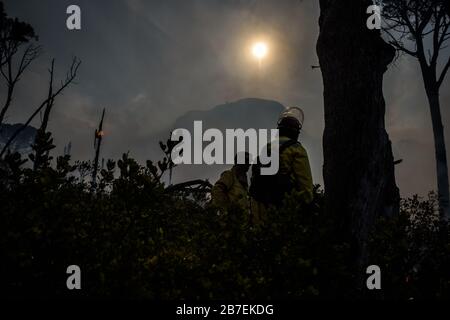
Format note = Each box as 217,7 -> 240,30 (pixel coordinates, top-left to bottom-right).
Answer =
0,135 -> 448,299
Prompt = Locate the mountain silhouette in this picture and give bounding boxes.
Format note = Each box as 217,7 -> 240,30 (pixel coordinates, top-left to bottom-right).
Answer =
0,123 -> 37,156
173,98 -> 284,131
151,98 -> 319,185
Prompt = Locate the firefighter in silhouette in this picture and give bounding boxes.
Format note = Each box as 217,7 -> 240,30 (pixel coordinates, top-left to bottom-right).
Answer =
250,107 -> 313,223
211,152 -> 251,214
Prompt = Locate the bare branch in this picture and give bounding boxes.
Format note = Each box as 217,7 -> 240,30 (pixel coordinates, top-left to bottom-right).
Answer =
403,6 -> 418,36
0,57 -> 81,158
0,44 -> 41,125
15,45 -> 41,81
40,59 -> 55,132
437,17 -> 450,48
437,56 -> 450,88
384,28 -> 418,57
391,41 -> 418,56
430,5 -> 447,66
417,5 -> 435,33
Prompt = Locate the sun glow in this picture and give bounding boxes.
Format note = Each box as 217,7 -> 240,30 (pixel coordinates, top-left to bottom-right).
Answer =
252,42 -> 268,60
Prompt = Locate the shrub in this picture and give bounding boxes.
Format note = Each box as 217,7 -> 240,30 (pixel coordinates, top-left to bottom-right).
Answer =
0,146 -> 448,299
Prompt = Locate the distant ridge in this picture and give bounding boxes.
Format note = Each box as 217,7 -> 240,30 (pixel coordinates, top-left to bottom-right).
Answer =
0,123 -> 37,155
173,98 -> 285,131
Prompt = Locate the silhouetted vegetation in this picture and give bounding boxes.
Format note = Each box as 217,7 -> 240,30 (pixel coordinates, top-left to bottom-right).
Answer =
0,135 -> 448,299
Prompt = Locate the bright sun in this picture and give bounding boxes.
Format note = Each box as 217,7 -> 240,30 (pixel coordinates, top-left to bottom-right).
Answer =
252,42 -> 268,60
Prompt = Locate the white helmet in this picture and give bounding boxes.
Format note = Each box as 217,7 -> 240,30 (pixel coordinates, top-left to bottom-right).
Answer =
277,107 -> 304,131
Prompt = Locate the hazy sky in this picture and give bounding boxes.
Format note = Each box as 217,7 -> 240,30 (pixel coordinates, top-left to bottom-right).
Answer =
2,0 -> 450,197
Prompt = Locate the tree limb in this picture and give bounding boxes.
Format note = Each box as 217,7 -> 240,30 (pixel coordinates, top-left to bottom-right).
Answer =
437,55 -> 450,88
0,57 -> 81,158
0,44 -> 41,125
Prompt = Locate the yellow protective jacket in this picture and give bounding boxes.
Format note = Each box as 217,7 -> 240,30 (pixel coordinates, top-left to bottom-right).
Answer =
250,136 -> 313,225
277,136 -> 314,204
211,167 -> 249,213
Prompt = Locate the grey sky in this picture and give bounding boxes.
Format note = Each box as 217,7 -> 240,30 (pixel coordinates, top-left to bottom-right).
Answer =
2,0 -> 449,197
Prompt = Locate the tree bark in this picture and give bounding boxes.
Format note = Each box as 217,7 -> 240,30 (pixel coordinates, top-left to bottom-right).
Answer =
426,90 -> 449,218
317,0 -> 399,286
418,53 -> 450,219
0,85 -> 13,125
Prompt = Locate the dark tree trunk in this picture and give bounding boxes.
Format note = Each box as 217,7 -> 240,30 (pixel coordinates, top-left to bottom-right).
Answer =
317,0 -> 399,287
426,90 -> 449,218
418,56 -> 450,219
0,85 -> 13,126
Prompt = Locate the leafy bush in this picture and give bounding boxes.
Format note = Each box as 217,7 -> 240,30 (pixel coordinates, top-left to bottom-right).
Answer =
0,135 -> 449,299
369,193 -> 450,299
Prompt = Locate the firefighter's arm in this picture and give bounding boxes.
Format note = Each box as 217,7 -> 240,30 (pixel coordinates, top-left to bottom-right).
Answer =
211,171 -> 233,208
291,146 -> 314,204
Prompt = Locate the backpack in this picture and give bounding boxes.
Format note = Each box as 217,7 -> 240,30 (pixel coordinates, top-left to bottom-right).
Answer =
249,139 -> 299,206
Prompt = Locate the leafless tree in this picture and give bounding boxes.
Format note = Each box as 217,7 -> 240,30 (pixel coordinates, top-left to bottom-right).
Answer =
0,44 -> 41,125
382,0 -> 450,219
0,57 -> 81,158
